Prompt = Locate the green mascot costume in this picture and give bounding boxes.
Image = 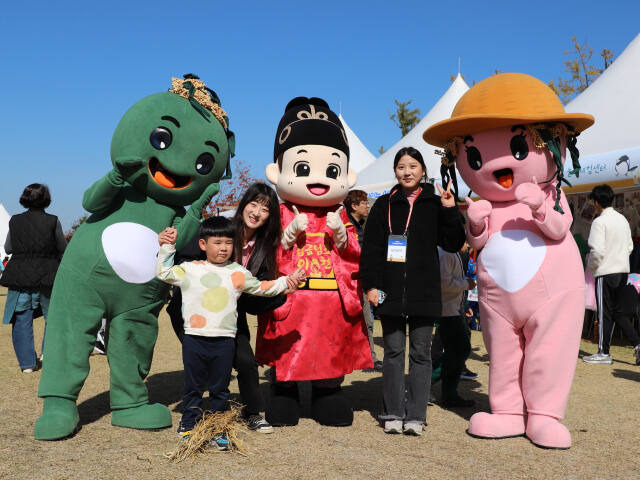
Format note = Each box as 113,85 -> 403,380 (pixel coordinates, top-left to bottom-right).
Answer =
34,75 -> 235,440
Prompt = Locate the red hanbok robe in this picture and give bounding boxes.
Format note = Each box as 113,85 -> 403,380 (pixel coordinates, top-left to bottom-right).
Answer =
256,202 -> 373,381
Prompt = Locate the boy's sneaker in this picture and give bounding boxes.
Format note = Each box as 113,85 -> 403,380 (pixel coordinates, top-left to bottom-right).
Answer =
209,433 -> 231,451
460,367 -> 478,380
21,368 -> 34,374
176,422 -> 193,439
246,414 -> 274,434
634,345 -> 640,366
383,420 -> 403,434
403,421 -> 423,436
582,352 -> 613,364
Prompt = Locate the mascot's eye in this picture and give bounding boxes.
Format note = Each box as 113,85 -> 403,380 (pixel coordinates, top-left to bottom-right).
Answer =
294,162 -> 310,177
326,164 -> 340,179
195,153 -> 214,174
510,133 -> 529,160
149,127 -> 172,150
466,146 -> 482,170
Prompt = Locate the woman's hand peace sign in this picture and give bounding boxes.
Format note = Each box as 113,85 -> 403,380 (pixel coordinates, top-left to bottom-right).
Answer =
436,180 -> 455,208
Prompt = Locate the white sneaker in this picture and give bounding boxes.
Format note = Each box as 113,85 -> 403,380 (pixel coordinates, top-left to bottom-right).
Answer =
383,420 -> 403,434
403,421 -> 423,436
582,352 -> 613,364
22,368 -> 34,373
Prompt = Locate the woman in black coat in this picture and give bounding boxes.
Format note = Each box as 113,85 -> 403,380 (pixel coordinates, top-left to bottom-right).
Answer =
360,147 -> 465,436
1,184 -> 66,372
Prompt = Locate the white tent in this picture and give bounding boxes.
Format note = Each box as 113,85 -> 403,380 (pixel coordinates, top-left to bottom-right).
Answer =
356,74 -> 470,197
563,33 -> 640,193
339,114 -> 376,173
0,204 -> 10,259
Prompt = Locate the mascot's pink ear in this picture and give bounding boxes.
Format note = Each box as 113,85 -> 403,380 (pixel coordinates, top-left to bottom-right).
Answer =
348,168 -> 356,188
266,163 -> 279,186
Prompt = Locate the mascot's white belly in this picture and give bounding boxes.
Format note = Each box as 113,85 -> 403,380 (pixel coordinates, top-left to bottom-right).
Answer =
101,222 -> 159,284
479,229 -> 546,293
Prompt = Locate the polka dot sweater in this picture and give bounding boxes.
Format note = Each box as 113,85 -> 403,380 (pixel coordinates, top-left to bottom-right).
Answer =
156,243 -> 288,338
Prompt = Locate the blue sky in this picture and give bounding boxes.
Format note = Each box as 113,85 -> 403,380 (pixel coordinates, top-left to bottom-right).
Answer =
2,0 -> 639,228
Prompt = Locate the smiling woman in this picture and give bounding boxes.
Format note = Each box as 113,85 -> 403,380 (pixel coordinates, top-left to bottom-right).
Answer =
360,145 -> 465,436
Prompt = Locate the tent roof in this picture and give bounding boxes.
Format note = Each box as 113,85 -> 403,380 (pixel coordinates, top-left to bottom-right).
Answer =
0,204 -> 10,259
558,33 -> 640,193
339,114 -> 376,173
566,33 -> 640,156
356,74 -> 469,190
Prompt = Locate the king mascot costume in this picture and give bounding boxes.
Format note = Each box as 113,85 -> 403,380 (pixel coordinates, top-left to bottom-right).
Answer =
424,73 -> 594,449
34,75 -> 235,440
258,97 -> 373,427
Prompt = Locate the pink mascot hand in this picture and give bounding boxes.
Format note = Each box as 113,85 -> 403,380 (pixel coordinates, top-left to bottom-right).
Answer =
515,177 -> 544,212
465,197 -> 492,235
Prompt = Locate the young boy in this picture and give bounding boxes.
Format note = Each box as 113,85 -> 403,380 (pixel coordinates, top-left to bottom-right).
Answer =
156,216 -> 305,449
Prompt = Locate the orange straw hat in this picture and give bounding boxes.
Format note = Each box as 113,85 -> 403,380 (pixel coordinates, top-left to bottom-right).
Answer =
423,73 -> 594,147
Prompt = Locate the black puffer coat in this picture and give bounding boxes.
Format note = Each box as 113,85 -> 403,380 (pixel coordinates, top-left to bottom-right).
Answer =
360,183 -> 465,318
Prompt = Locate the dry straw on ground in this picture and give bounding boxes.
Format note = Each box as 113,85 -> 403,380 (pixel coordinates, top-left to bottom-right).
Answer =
166,405 -> 248,462
1,287 -> 639,480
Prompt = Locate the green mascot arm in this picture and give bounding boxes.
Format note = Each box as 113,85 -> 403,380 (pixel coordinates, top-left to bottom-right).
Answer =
82,157 -> 143,213
173,183 -> 220,251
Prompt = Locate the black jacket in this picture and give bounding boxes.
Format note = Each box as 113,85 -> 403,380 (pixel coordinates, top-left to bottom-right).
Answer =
236,257 -> 286,337
360,183 -> 465,318
1,210 -> 63,289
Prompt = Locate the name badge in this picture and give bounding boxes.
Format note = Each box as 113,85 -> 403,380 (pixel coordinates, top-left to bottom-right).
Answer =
387,234 -> 407,263
467,287 -> 479,302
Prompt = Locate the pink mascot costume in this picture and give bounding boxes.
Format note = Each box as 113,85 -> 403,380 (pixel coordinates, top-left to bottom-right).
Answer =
424,73 -> 594,449
258,97 -> 373,427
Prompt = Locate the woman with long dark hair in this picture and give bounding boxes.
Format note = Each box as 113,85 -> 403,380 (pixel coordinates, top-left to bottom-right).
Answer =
1,184 -> 67,372
230,182 -> 288,433
360,147 -> 465,436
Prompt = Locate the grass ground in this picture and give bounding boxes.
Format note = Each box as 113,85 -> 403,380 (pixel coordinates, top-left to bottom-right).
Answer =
1,288 -> 639,480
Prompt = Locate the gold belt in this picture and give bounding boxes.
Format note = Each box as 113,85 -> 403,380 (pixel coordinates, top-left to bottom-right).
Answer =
299,277 -> 338,290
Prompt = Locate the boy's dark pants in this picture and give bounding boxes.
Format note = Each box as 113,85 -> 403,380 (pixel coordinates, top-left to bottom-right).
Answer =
181,334 -> 235,429
440,315 -> 471,402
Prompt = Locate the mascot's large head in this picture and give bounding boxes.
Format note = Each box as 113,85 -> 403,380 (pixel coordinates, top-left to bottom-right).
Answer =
110,74 -> 235,207
424,73 -> 594,212
266,97 -> 356,207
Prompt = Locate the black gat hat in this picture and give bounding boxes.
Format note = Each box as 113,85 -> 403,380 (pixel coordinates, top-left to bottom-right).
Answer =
273,97 -> 349,161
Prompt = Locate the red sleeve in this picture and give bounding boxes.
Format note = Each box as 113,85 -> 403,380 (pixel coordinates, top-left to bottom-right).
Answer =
332,208 -> 363,317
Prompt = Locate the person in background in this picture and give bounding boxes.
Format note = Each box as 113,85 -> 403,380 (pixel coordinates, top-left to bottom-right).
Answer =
461,247 -> 479,379
361,146 -> 465,436
583,184 -> 640,365
1,184 -> 66,373
344,189 -> 382,372
437,242 -> 476,407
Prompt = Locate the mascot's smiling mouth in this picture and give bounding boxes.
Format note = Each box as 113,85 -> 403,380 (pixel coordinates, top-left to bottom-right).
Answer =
148,158 -> 192,190
307,183 -> 330,196
493,168 -> 514,188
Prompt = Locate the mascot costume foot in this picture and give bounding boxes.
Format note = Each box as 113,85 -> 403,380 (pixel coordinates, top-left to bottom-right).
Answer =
257,97 -> 373,427
34,75 -> 235,440
424,73 -> 594,449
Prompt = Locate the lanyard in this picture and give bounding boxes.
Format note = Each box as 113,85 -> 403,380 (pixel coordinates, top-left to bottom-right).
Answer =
388,187 -> 421,235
